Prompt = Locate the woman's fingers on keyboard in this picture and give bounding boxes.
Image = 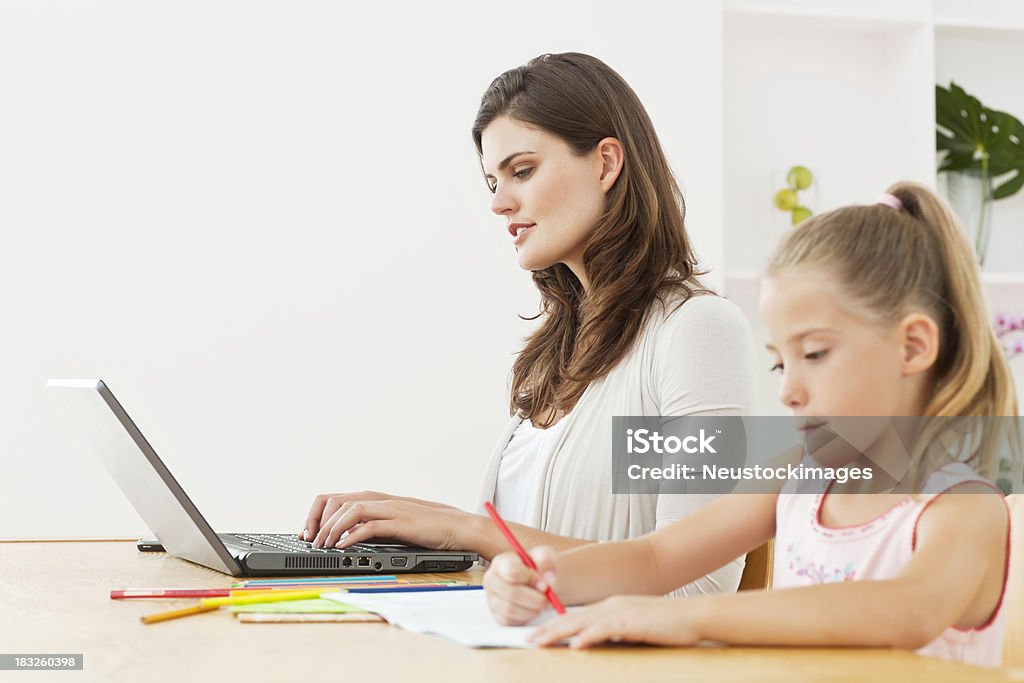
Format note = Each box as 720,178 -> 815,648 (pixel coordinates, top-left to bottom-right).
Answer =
303,494 -> 334,540
312,502 -> 351,548
315,500 -> 400,549
317,502 -> 365,548
305,491 -> 403,541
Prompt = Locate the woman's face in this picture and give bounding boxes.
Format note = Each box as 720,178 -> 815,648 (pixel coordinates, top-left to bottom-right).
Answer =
480,116 -> 610,277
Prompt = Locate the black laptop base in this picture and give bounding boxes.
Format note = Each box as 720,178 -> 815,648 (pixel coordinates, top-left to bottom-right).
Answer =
221,533 -> 478,576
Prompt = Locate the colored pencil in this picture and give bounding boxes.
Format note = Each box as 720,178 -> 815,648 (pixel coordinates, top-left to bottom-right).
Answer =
140,604 -> 219,624
199,589 -> 324,608
244,581 -> 462,591
140,590 -> 327,623
234,575 -> 398,587
236,612 -> 385,624
232,579 -> 458,589
342,585 -> 483,594
113,588 -> 275,599
483,502 -> 566,614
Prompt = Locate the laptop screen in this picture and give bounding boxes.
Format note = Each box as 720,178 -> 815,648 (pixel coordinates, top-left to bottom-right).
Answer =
47,379 -> 241,575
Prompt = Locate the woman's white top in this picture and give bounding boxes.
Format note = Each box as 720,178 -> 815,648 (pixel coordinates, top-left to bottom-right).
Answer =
495,418 -> 570,526
483,294 -> 758,596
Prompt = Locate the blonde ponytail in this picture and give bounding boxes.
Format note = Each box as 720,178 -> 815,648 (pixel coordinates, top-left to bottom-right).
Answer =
885,182 -> 1016,419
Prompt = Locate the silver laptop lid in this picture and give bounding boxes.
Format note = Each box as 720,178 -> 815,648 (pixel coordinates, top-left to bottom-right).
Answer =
47,379 -> 242,575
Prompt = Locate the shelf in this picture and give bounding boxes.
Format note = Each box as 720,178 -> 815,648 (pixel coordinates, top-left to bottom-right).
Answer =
723,0 -> 930,30
934,18 -> 1024,35
725,0 -> 1024,32
933,0 -> 1024,32
983,273 -> 1024,286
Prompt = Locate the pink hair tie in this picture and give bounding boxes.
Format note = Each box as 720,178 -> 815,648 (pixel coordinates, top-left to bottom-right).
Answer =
876,193 -> 903,211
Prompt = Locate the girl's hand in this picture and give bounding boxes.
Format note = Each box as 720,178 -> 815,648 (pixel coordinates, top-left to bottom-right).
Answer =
484,547 -> 559,625
300,491 -> 456,542
529,595 -> 703,648
304,497 -> 468,551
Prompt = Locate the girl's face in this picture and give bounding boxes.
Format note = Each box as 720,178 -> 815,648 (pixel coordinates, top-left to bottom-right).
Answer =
759,269 -> 937,474
759,269 -> 926,420
480,116 -> 613,280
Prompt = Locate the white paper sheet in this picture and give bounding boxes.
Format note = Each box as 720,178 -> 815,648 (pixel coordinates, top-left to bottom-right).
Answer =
321,590 -> 562,648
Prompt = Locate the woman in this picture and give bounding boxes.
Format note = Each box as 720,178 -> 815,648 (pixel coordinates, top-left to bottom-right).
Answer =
299,53 -> 756,594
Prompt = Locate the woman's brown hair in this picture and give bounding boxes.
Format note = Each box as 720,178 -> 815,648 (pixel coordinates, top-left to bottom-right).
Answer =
472,53 -> 708,427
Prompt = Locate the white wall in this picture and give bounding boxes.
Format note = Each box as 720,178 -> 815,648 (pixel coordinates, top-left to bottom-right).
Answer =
722,14 -> 934,275
721,11 -> 935,415
0,0 -> 724,538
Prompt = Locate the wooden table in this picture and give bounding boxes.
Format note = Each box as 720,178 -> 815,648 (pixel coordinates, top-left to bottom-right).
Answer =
1,540 -> 1021,682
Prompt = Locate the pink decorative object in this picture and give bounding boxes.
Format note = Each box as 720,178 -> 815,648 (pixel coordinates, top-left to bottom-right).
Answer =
994,311 -> 1024,360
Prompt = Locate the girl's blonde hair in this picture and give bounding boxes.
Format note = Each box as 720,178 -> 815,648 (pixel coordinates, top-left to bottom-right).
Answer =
766,181 -> 1017,480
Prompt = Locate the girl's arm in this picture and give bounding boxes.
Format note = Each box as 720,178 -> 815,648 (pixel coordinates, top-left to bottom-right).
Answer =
532,483 -> 1009,649
564,492 -> 777,602
484,492 -> 777,618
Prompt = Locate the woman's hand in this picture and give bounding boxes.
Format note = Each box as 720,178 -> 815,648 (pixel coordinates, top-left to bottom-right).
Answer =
300,491 -> 456,543
483,547 -> 559,625
304,495 -> 472,551
529,595 -> 703,649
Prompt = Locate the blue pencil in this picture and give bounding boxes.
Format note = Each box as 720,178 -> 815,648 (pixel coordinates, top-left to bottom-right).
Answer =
237,575 -> 399,587
344,585 -> 483,594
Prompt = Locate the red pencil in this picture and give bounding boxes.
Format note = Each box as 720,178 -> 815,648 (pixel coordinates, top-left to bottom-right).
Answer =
483,502 -> 566,614
110,588 -> 271,599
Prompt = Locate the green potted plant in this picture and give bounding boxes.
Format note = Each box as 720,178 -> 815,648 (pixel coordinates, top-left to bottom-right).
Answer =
936,82 -> 1024,265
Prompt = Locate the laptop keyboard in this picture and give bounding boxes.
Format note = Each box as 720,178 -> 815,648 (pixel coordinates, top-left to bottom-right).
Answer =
232,533 -> 378,554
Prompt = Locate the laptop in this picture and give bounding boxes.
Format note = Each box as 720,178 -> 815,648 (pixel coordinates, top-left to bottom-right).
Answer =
47,379 -> 478,576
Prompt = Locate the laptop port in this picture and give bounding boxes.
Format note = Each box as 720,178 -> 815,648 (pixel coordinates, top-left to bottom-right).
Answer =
357,556 -> 371,567
422,560 -> 460,570
342,557 -> 352,568
390,557 -> 408,567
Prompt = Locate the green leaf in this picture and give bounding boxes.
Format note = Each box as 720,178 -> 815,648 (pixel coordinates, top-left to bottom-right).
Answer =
936,82 -> 1024,201
936,83 -> 986,149
994,170 -> 1024,200
983,110 -> 1024,176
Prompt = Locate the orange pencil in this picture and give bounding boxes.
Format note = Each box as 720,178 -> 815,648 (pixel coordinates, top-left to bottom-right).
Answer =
140,604 -> 219,624
140,589 -> 322,624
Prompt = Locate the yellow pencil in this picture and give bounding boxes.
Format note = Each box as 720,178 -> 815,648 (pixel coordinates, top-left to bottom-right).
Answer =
140,589 -> 325,624
140,604 -> 219,624
199,589 -> 324,608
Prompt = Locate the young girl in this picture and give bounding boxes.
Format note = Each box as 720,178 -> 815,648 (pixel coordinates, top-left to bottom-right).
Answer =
484,182 -> 1015,666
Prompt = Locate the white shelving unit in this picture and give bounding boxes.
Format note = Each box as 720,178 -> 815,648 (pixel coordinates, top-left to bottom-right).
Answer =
720,0 -> 1024,413
933,0 -> 1024,30
934,21 -> 1024,275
